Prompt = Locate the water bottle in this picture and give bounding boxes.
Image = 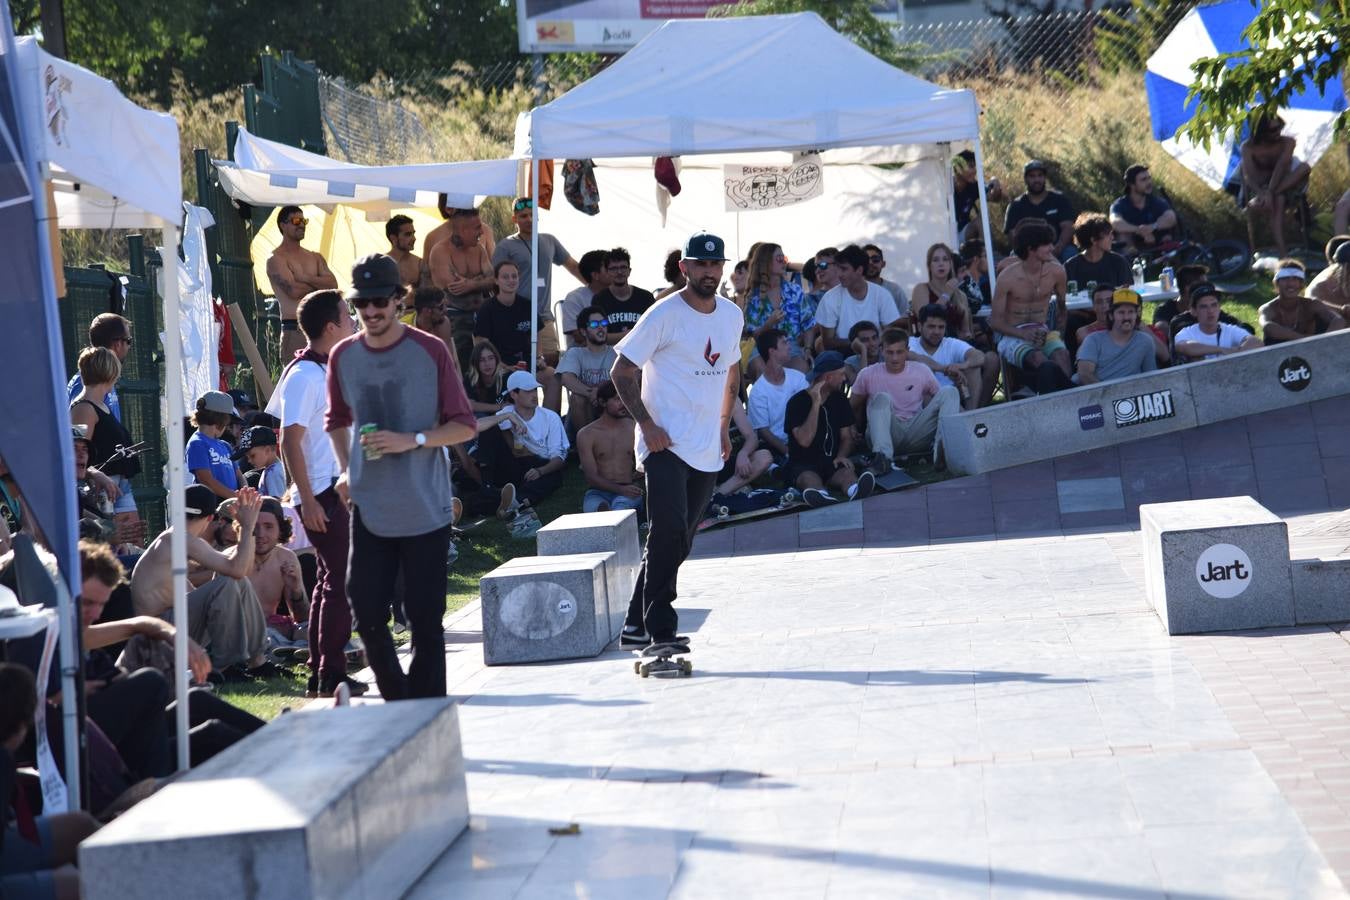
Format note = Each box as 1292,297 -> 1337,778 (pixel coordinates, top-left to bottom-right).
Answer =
1132,257 -> 1145,287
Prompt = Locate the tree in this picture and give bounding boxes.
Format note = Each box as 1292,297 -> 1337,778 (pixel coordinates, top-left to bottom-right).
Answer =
708,0 -> 932,72
1092,0 -> 1190,74
1179,0 -> 1348,149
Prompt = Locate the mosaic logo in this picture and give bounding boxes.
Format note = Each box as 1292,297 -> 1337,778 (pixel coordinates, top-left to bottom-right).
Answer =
1195,543 -> 1253,599
974,423 -> 988,438
1078,404 -> 1104,431
1112,389 -> 1175,429
1278,357 -> 1311,392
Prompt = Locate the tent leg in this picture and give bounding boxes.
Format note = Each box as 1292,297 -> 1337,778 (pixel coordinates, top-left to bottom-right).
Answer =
972,142 -> 998,298
226,302 -> 276,402
530,159 -> 540,378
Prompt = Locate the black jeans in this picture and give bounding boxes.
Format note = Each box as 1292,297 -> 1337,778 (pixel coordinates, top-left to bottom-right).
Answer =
170,688 -> 265,767
86,667 -> 173,779
476,425 -> 563,505
626,450 -> 719,643
347,505 -> 451,701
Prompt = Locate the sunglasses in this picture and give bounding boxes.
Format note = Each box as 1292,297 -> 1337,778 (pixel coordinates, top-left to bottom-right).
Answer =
352,296 -> 395,310
815,261 -> 831,271
117,335 -> 133,346
287,216 -> 308,227
513,199 -> 534,212
586,318 -> 609,328
867,255 -> 883,263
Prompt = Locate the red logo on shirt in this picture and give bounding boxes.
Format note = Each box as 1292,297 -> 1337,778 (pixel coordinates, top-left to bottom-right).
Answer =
703,338 -> 721,367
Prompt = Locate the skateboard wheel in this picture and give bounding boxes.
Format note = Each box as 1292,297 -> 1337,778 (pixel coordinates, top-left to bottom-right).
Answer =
633,660 -> 642,674
640,667 -> 650,678
680,660 -> 692,674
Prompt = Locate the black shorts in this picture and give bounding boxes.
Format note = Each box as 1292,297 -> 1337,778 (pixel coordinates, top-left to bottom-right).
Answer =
780,459 -> 833,487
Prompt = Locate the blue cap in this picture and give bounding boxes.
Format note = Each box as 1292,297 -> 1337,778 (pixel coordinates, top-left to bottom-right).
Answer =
811,351 -> 847,378
683,231 -> 727,261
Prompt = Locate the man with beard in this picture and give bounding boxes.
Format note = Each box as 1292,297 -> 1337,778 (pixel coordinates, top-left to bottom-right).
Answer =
385,214 -> 422,289
1003,161 -> 1076,260
232,495 -> 309,650
327,254 -> 476,700
266,205 -> 338,361
1076,289 -> 1158,385
577,382 -> 642,514
611,232 -> 743,651
557,304 -> 618,431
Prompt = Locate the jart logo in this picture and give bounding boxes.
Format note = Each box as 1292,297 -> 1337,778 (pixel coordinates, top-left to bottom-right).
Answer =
1278,356 -> 1311,391
703,338 -> 721,367
1112,389 -> 1174,428
1078,404 -> 1104,431
1195,543 -> 1253,599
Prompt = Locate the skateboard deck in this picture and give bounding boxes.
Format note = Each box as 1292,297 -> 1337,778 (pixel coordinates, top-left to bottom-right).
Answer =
634,641 -> 692,678
697,490 -> 805,532
875,469 -> 919,492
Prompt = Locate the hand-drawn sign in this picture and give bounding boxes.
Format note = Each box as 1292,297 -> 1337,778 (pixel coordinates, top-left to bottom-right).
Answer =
724,154 -> 823,212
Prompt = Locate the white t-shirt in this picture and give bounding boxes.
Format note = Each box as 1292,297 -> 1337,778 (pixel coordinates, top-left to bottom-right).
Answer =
1175,322 -> 1249,350
497,405 -> 570,460
908,336 -> 975,387
615,293 -> 744,472
747,367 -> 809,442
267,359 -> 341,498
814,283 -> 902,338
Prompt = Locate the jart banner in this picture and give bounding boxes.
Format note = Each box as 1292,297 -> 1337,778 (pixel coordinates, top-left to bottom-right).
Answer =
723,155 -> 824,212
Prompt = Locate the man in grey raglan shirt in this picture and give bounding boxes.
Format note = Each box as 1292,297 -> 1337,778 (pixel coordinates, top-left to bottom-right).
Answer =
326,254 -> 477,700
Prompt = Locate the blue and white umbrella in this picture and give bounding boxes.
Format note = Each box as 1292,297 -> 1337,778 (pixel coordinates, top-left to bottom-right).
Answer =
1145,0 -> 1345,190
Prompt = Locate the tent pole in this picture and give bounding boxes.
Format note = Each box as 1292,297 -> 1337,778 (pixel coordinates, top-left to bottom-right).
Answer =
972,141 -> 998,298
530,158 -> 540,377
161,223 -> 191,772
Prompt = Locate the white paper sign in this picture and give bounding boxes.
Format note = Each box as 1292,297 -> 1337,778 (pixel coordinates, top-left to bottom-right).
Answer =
34,621 -> 68,814
723,155 -> 823,212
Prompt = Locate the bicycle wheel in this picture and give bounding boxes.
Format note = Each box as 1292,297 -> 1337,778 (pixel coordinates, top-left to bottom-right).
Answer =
1202,239 -> 1252,280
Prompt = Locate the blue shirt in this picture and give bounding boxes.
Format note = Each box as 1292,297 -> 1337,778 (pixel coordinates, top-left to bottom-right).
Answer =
67,374 -> 121,421
186,432 -> 238,492
745,279 -> 816,342
1109,193 -> 1174,231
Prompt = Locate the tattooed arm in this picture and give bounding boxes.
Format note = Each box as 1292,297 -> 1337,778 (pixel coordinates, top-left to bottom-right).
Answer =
611,354 -> 671,453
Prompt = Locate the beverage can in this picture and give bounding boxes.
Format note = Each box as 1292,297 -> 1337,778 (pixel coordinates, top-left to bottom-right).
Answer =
360,423 -> 382,461
1160,266 -> 1174,292
1066,279 -> 1078,296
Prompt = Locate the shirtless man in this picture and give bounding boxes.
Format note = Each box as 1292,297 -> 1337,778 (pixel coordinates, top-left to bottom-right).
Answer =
422,194 -> 497,276
1308,239 -> 1350,317
129,485 -> 272,675
386,215 -> 422,289
576,381 -> 642,514
234,496 -> 308,646
266,205 -> 338,361
1258,259 -> 1346,345
429,208 -> 495,310
990,220 -> 1072,395
1240,114 -> 1312,257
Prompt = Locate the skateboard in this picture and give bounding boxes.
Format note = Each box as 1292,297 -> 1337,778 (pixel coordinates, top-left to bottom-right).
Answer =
697,489 -> 804,532
875,469 -> 919,492
633,641 -> 692,678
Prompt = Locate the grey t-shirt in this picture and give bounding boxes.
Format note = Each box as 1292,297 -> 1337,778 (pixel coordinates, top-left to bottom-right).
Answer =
326,326 -> 476,537
558,344 -> 617,387
1078,329 -> 1157,382
493,232 -> 569,312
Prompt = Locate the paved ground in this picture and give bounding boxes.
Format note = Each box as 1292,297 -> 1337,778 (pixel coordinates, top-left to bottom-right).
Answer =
401,514 -> 1350,899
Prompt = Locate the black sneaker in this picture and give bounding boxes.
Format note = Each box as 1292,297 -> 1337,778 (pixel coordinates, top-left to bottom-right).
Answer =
305,672 -> 319,699
620,630 -> 650,650
320,674 -> 370,697
803,488 -> 836,508
218,663 -> 255,684
852,470 -> 876,501
246,660 -> 293,680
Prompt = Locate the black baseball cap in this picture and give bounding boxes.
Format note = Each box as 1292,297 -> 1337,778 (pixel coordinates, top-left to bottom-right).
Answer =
227,389 -> 256,410
1190,282 -> 1221,303
683,231 -> 728,262
811,351 -> 847,378
231,425 -> 278,460
1024,160 -> 1047,175
184,484 -> 221,518
347,254 -> 402,300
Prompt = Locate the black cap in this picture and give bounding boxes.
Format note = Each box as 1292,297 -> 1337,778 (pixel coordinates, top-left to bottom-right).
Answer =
1024,160 -> 1047,175
184,484 -> 221,518
227,389 -> 256,410
1190,282 -> 1221,303
231,425 -> 278,461
346,254 -> 402,300
811,351 -> 847,378
682,231 -> 728,262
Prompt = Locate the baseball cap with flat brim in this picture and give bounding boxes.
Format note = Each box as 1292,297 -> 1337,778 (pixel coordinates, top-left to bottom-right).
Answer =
231,425 -> 278,461
683,231 -> 728,262
346,253 -> 403,300
184,484 -> 221,518
1110,288 -> 1141,308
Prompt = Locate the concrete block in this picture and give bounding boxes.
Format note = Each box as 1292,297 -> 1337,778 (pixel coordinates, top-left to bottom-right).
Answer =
480,552 -> 615,664
536,510 -> 639,640
1186,330 -> 1350,427
80,699 -> 467,900
1290,558 -> 1350,625
1140,496 -> 1294,635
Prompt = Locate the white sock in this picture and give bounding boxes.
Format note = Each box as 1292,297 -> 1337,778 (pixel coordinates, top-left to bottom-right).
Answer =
847,483 -> 858,499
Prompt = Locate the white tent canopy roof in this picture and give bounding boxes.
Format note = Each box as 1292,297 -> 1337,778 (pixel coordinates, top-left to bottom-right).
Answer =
520,12 -> 980,161
216,128 -> 524,211
15,37 -> 180,228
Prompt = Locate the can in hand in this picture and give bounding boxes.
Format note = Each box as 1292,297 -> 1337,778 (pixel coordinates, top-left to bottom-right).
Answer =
360,423 -> 382,461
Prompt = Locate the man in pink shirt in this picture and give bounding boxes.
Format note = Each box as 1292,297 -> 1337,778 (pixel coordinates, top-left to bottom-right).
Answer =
850,328 -> 960,466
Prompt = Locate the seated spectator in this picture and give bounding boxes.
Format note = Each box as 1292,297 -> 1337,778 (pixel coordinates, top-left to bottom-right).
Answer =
909,243 -> 973,341
69,346 -> 141,528
476,260 -> 561,411
908,304 -> 996,410
844,320 -> 880,377
1239,114 -> 1311,257
725,258 -> 750,311
1,662 -> 100,900
815,245 -> 905,353
652,248 -> 686,301
1110,164 -> 1177,253
128,486 -> 271,679
1065,212 -> 1131,291
66,312 -> 131,421
952,148 -> 1004,241
474,370 -> 568,515
1308,238 -> 1350,316
1166,275 -> 1255,344
232,425 -> 284,499
556,305 -> 619,431
1153,263 -> 1209,332
1175,284 -> 1265,360
863,244 -> 904,305
851,328 -> 959,467
577,382 -> 642,515
187,391 -> 243,499
228,389 -> 258,422
1259,259 -> 1346,344
1004,160 -> 1076,260
990,221 -> 1073,394
1076,289 -> 1158,384
957,239 -> 991,314
782,352 -> 874,506
74,426 -> 142,549
595,247 -> 657,344
747,328 -> 809,465
745,242 -> 814,380
1074,282 -> 1116,348
227,496 -> 311,655
466,339 -> 508,416
556,249 -> 610,349
715,401 -> 773,496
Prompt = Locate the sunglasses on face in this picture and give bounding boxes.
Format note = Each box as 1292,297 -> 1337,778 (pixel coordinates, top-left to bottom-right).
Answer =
867,255 -> 883,263
513,199 -> 533,212
815,261 -> 831,270
586,318 -> 609,328
352,296 -> 395,310
117,336 -> 133,346
287,216 -> 308,227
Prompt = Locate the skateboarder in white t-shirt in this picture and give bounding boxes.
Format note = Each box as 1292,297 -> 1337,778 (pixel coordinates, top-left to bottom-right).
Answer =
611,231 -> 745,651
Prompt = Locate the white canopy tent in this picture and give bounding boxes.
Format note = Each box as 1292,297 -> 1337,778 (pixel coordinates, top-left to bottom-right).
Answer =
518,12 -> 997,362
9,37 -> 187,797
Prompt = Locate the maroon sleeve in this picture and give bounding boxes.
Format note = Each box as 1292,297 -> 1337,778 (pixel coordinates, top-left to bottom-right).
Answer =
324,338 -> 354,431
407,328 -> 475,429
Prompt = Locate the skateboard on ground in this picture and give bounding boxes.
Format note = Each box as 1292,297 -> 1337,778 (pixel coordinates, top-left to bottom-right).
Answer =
634,641 -> 692,678
697,489 -> 804,532
874,469 -> 919,492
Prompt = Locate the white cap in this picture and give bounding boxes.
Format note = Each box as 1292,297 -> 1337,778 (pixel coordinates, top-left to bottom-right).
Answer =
506,370 -> 542,393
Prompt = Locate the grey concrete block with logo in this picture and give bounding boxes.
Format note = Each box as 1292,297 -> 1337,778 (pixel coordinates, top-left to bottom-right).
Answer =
1140,496 -> 1295,635
1185,330 -> 1350,426
480,552 -> 617,664
1289,557 -> 1350,625
80,699 -> 468,900
536,510 -> 639,640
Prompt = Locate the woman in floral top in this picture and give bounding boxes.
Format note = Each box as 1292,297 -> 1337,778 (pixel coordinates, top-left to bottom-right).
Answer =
744,242 -> 813,379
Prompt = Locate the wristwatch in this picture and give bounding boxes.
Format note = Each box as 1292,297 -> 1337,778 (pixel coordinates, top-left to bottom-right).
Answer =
414,432 -> 427,447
